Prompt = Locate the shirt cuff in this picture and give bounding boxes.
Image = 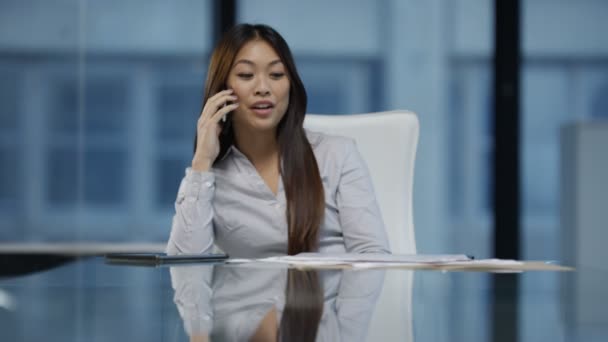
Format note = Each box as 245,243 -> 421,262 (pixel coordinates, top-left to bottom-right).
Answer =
182,167 -> 215,200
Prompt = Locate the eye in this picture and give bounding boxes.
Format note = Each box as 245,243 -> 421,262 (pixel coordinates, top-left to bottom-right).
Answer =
237,73 -> 253,79
270,72 -> 285,79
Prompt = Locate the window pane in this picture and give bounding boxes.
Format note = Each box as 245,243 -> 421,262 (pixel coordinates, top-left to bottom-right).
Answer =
0,71 -> 19,212
238,3 -> 494,341
157,80 -> 203,141
45,144 -> 127,207
0,0 -> 212,244
84,147 -> 127,206
0,71 -> 18,130
0,147 -> 17,203
298,60 -> 378,114
522,66 -> 569,217
587,71 -> 608,119
448,63 -> 493,219
46,148 -> 78,205
50,77 -> 129,136
50,79 -> 79,135
85,78 -> 129,136
157,158 -> 188,209
520,1 -> 608,341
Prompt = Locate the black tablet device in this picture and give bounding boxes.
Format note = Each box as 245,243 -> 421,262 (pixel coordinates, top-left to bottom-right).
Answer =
105,252 -> 229,266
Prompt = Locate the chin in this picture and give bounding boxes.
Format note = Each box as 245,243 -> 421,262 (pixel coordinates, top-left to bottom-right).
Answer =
247,111 -> 284,130
249,119 -> 280,132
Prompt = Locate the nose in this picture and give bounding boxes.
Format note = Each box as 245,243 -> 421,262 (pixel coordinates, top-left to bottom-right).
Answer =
254,76 -> 271,97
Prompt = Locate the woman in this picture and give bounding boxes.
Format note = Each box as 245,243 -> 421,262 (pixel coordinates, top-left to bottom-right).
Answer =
166,23 -> 389,257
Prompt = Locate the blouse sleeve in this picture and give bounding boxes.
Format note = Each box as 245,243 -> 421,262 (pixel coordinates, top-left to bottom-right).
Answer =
166,167 -> 216,255
170,265 -> 214,336
335,269 -> 386,342
336,140 -> 391,253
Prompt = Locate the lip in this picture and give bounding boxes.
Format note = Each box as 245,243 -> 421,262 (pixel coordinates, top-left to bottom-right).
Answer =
250,100 -> 275,117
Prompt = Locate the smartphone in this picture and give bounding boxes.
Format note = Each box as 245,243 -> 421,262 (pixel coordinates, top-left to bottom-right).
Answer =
222,88 -> 233,123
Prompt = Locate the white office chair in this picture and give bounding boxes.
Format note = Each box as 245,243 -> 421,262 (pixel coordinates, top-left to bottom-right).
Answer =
304,110 -> 418,342
304,110 -> 419,254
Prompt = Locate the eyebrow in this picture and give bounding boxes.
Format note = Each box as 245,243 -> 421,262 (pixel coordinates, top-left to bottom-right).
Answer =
233,59 -> 283,67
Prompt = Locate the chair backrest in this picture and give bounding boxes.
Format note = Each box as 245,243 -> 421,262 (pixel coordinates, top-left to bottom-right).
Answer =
304,110 -> 419,254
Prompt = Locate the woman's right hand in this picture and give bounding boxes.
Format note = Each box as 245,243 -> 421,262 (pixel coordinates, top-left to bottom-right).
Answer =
191,89 -> 239,172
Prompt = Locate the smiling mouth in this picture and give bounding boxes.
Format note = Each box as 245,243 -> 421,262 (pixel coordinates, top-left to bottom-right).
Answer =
251,104 -> 274,110
250,102 -> 275,117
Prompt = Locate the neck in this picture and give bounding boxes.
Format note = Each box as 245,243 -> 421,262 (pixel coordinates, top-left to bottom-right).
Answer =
233,124 -> 280,168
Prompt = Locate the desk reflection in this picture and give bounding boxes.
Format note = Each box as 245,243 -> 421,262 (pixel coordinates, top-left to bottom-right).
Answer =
170,265 -> 388,342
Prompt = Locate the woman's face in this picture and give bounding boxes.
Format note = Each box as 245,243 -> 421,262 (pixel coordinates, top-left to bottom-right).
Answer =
226,39 -> 290,133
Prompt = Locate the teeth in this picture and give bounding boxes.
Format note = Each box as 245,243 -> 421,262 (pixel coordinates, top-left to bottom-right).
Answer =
253,104 -> 271,109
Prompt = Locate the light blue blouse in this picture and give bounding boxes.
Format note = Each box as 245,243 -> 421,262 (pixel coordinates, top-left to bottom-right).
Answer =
166,130 -> 390,257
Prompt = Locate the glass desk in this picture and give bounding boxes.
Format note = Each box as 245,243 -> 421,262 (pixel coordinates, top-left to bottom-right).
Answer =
0,256 -> 606,342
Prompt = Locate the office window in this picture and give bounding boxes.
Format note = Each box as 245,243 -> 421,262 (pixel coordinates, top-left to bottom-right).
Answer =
297,59 -> 380,114
157,158 -> 188,208
49,77 -> 128,136
0,71 -> 18,130
46,148 -> 77,205
1,0 -> 215,338
520,1 -> 608,341
0,71 -> 20,212
84,147 -> 128,205
586,69 -> 608,119
0,0 -> 213,240
237,3 -> 495,340
156,73 -> 205,208
522,65 -> 570,217
157,81 -> 203,140
46,76 -> 129,208
448,62 -> 493,221
0,148 -> 17,207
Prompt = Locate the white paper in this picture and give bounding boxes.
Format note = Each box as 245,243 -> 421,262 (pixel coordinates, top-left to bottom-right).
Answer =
261,253 -> 473,264
226,253 -> 473,267
221,254 -> 571,271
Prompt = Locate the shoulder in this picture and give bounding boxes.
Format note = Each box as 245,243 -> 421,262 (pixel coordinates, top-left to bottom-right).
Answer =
305,129 -> 359,177
305,129 -> 357,157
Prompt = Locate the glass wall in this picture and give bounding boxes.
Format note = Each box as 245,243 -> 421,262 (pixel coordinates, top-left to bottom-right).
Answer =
0,0 -> 497,258
521,0 -> 608,259
5,1 -> 605,340
0,0 -> 212,241
519,1 -> 608,341
237,1 -> 494,340
0,1 -> 212,340
237,0 -> 495,257
1,2 -> 494,338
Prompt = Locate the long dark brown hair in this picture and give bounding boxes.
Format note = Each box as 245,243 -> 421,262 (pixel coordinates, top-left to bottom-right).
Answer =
194,24 -> 325,255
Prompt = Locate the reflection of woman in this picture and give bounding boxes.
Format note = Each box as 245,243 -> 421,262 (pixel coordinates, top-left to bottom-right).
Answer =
278,270 -> 324,342
166,23 -> 390,257
170,265 -> 386,342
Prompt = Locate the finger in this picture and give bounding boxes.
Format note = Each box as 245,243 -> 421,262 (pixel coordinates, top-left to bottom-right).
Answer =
198,101 -> 237,128
207,89 -> 235,106
200,93 -> 238,119
209,103 -> 239,123
198,89 -> 233,116
198,100 -> 237,127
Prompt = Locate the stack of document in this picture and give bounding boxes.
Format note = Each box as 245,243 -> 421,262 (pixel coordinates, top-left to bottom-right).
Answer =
258,253 -> 473,267
226,253 -> 572,272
